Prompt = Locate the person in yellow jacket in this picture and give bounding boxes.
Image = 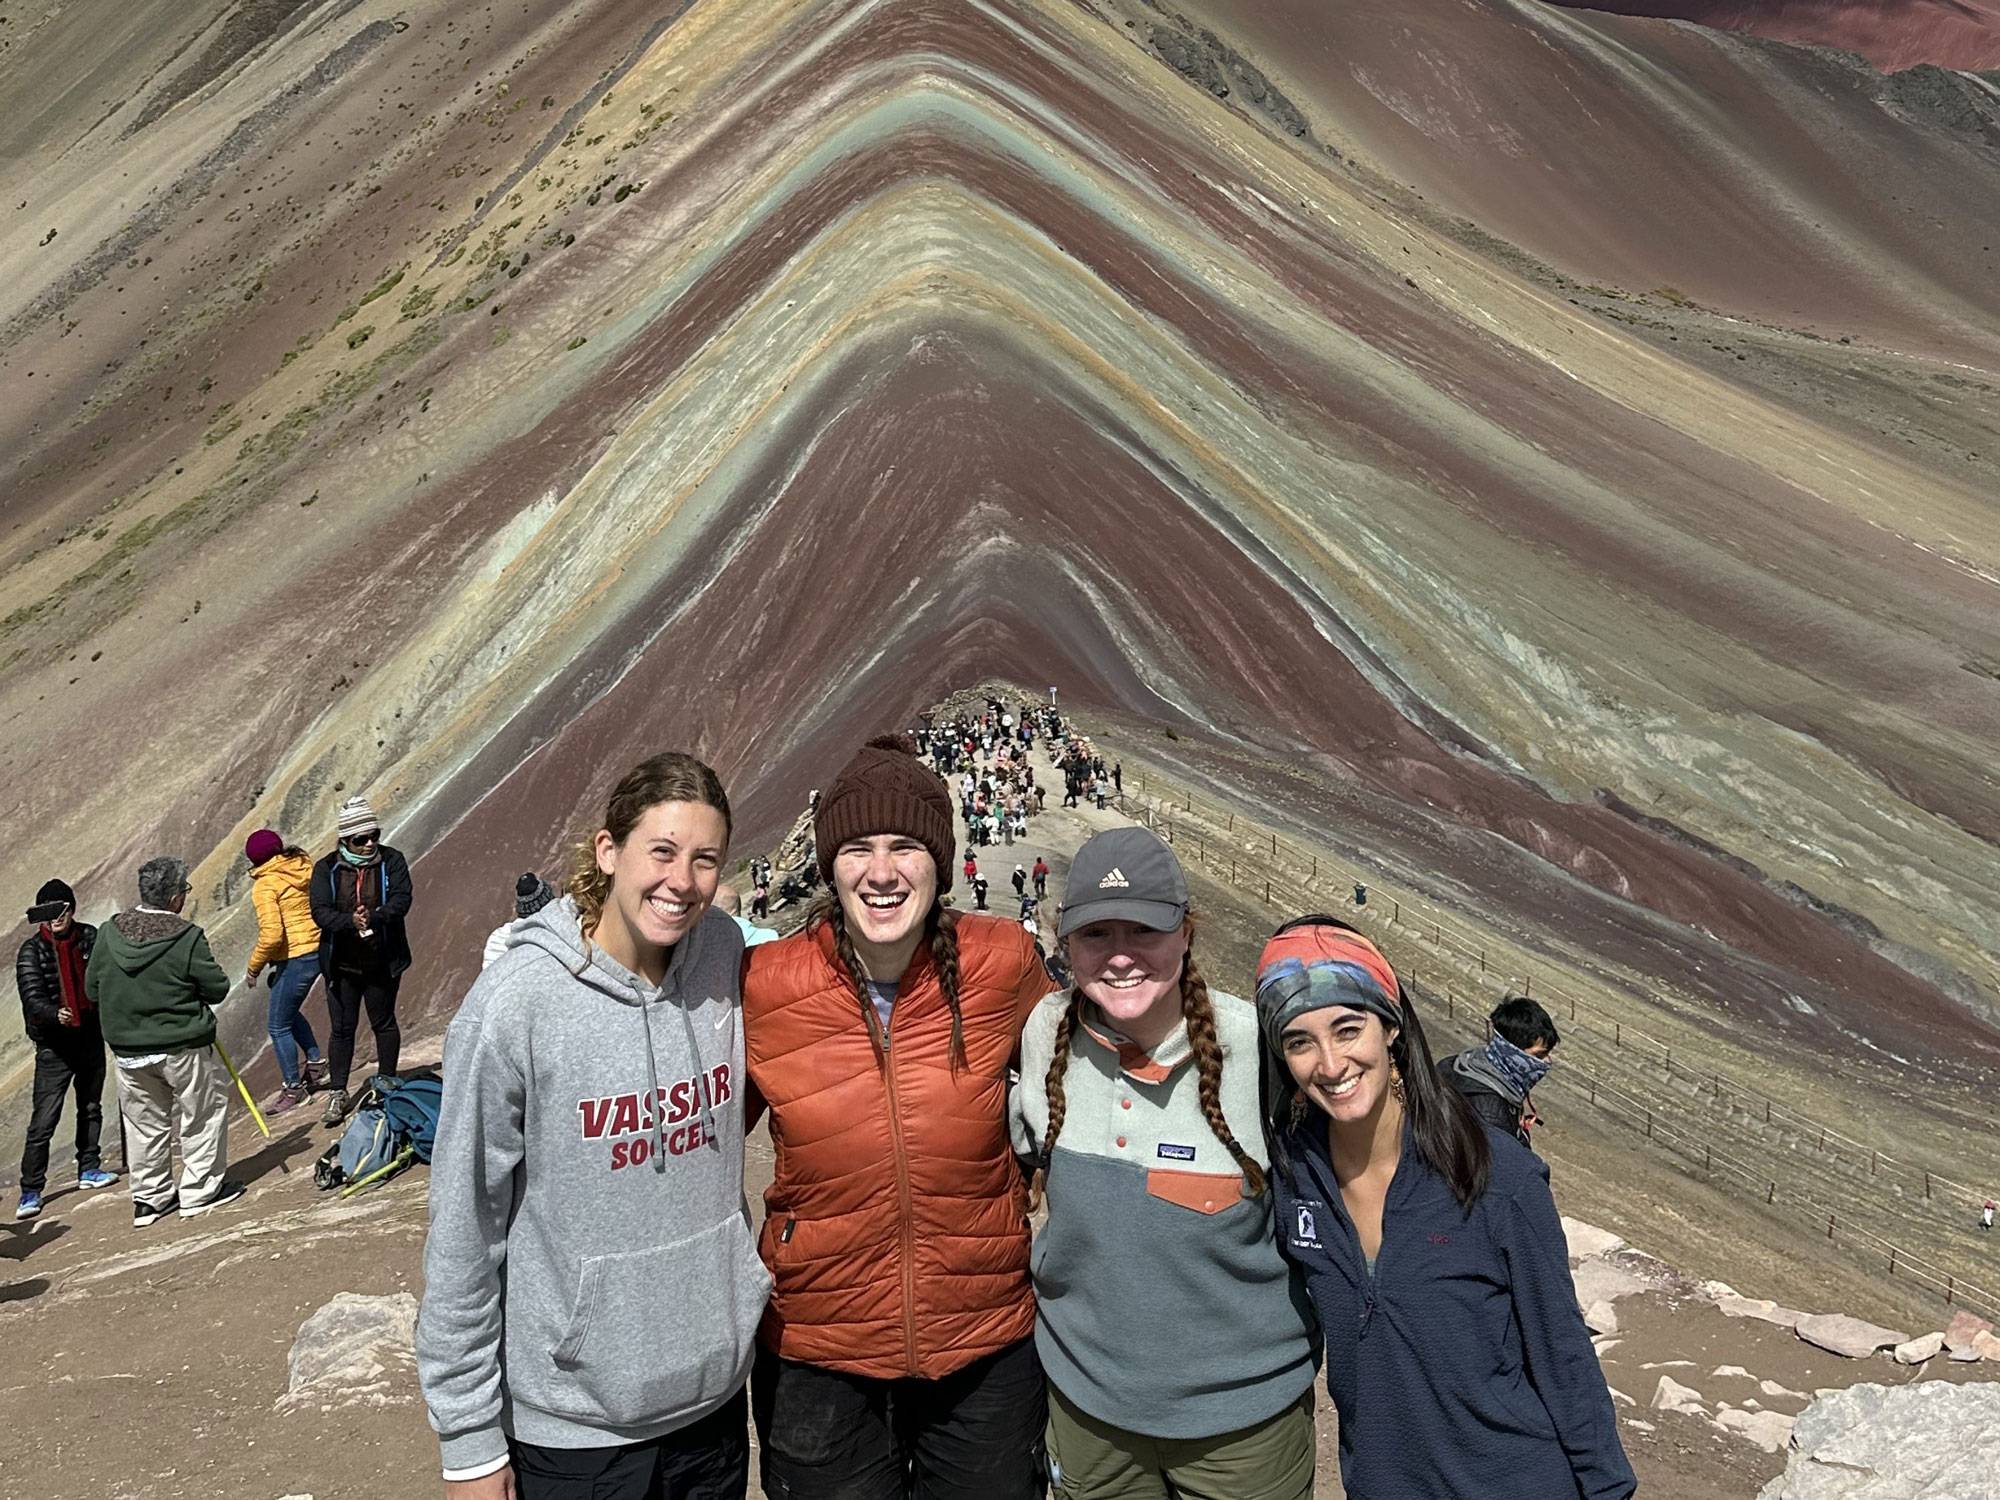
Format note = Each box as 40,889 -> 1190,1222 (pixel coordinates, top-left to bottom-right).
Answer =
245,829 -> 328,1113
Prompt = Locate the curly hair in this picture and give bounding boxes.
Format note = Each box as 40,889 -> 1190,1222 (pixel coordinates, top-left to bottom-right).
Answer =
567,752 -> 732,942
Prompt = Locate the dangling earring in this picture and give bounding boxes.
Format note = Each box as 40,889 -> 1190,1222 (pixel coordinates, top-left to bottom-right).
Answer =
1389,1063 -> 1406,1105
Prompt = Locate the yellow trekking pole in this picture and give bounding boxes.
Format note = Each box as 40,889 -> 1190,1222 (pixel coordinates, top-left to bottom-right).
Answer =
213,1039 -> 271,1139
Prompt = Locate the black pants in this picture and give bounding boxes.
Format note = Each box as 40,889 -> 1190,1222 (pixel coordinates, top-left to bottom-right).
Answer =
753,1338 -> 1045,1500
325,971 -> 401,1090
19,1036 -> 106,1192
513,1389 -> 750,1500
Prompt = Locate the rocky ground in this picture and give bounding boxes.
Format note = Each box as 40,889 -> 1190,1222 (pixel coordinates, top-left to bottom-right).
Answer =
4,699 -> 1994,1497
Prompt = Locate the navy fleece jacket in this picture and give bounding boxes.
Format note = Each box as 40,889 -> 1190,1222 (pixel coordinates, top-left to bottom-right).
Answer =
1274,1122 -> 1634,1500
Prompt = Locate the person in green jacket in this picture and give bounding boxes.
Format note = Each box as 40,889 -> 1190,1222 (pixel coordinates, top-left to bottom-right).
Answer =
85,855 -> 246,1228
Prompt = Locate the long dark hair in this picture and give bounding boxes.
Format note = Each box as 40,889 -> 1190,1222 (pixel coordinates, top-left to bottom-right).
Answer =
1261,917 -> 1489,1209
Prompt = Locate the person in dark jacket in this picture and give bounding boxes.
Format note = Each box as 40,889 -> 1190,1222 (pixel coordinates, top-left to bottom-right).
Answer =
309,796 -> 413,1126
1257,916 -> 1634,1500
14,880 -> 119,1220
1437,996 -> 1560,1150
86,857 -> 245,1227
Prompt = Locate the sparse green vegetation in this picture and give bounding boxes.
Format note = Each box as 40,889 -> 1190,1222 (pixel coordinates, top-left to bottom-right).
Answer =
347,325 -> 375,350
399,284 -> 438,319
358,267 -> 406,307
567,336 -> 588,350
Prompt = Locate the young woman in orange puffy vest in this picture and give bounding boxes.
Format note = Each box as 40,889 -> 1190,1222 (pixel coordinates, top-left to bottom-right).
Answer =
744,735 -> 1052,1500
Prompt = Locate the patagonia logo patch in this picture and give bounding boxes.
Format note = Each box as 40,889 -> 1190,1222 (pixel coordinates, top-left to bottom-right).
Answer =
1156,1143 -> 1196,1161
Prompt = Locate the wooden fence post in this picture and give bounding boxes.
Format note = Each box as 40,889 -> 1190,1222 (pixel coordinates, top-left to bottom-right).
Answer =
1826,1214 -> 1836,1239
1766,1181 -> 1775,1204
1264,879 -> 1271,903
1614,1023 -> 1622,1047
1645,1109 -> 1653,1139
1271,833 -> 1277,856
1764,1100 -> 1771,1124
1924,1171 -> 1932,1200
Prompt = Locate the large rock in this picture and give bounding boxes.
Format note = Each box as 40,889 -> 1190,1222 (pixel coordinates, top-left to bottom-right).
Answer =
1718,1294 -> 1806,1329
1561,1217 -> 1627,1261
1892,1331 -> 1944,1365
1943,1309 -> 1992,1360
276,1291 -> 420,1413
1715,1404 -> 1796,1454
1584,1300 -> 1619,1335
1572,1256 -> 1650,1309
1758,1381 -> 2000,1498
1974,1331 -> 2000,1363
1652,1376 -> 1707,1415
1794,1312 -> 1908,1359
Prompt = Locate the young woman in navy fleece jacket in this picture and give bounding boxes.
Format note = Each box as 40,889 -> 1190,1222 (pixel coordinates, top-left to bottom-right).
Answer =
1255,916 -> 1636,1500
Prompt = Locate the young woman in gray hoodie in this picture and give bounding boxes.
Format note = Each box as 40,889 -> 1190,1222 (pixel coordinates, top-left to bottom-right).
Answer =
417,753 -> 771,1500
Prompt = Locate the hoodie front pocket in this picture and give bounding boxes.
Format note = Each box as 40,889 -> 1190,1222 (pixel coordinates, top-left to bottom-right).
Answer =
544,1216 -> 771,1428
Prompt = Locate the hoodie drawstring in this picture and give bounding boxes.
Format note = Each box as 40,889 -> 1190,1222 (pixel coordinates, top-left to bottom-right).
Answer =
674,991 -> 720,1153
639,996 -> 671,1174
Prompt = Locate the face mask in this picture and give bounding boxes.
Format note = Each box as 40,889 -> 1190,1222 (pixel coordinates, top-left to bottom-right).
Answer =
339,845 -> 377,867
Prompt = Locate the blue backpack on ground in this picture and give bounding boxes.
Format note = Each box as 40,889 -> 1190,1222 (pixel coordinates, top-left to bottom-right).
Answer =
315,1071 -> 443,1194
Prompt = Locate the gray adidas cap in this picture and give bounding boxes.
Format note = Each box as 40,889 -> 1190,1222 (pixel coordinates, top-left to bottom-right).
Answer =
1057,826 -> 1188,938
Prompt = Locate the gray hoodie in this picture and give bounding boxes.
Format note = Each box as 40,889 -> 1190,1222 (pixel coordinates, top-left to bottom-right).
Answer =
416,897 -> 768,1475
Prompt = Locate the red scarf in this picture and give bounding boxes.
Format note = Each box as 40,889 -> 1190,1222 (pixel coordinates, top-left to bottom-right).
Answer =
43,924 -> 90,1024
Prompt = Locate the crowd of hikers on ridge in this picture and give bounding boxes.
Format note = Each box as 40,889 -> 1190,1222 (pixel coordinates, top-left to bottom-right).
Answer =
13,694 -> 1634,1498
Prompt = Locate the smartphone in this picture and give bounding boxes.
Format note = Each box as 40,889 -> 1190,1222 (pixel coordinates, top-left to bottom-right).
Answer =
25,901 -> 68,924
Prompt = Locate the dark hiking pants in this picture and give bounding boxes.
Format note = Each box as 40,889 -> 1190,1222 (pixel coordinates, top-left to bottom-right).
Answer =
754,1337 -> 1046,1500
20,1036 -> 106,1193
512,1388 -> 750,1500
326,971 -> 401,1090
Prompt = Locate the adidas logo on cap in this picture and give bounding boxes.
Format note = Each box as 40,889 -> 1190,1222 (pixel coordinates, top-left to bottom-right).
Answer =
1097,868 -> 1129,889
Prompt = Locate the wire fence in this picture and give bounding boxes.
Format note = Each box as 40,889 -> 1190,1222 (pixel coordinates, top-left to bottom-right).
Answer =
1114,775 -> 2000,1322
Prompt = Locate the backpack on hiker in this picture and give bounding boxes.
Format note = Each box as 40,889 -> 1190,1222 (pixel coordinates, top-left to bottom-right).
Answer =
314,1069 -> 443,1196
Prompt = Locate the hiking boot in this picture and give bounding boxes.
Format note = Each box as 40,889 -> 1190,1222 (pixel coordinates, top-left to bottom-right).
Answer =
181,1180 -> 248,1218
134,1194 -> 179,1228
302,1059 -> 330,1092
14,1190 -> 42,1221
269,1082 -> 309,1115
320,1087 -> 351,1128
77,1169 -> 119,1190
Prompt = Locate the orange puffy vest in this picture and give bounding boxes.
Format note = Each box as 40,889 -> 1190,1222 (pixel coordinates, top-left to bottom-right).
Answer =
744,913 -> 1048,1379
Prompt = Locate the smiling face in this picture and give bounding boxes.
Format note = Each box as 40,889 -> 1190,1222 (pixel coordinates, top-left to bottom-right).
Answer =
593,800 -> 728,970
1067,918 -> 1188,1046
1281,1007 -> 1401,1125
833,834 -> 938,975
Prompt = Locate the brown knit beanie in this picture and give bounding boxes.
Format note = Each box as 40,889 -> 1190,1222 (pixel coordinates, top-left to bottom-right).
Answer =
816,735 -> 957,892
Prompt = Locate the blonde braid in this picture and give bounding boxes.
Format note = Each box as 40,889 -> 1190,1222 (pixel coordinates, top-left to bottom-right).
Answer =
1027,991 -> 1082,1212
1183,949 -> 1266,1198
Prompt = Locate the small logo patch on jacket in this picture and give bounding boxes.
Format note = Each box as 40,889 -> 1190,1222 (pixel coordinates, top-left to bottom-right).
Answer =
1157,1142 -> 1196,1161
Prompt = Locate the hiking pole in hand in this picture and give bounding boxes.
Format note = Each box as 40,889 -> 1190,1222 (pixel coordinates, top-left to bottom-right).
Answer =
213,1039 -> 271,1139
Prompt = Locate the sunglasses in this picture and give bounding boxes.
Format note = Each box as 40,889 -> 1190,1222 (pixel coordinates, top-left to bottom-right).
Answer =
342,832 -> 379,848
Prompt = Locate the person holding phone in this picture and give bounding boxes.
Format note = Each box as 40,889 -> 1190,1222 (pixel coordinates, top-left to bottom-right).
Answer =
15,880 -> 118,1220
309,796 -> 414,1126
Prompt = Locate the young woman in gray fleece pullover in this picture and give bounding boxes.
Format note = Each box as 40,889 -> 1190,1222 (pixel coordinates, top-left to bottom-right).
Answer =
417,754 -> 771,1500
